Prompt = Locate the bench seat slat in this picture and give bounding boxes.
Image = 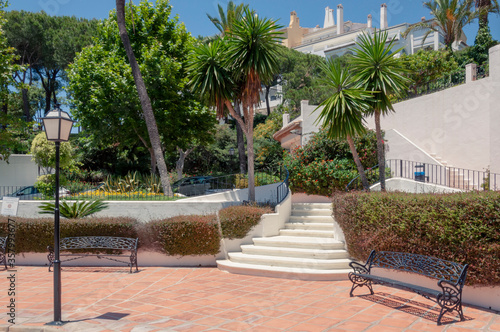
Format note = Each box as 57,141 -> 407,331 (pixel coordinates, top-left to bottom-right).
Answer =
355,273 -> 442,298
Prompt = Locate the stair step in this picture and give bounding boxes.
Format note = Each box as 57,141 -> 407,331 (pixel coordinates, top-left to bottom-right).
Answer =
291,209 -> 332,216
241,245 -> 349,259
289,216 -> 334,223
253,236 -> 345,249
292,203 -> 332,210
284,223 -> 333,231
217,260 -> 351,281
227,252 -> 352,270
279,229 -> 335,238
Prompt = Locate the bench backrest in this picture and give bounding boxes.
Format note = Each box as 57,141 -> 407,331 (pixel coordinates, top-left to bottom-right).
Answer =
60,236 -> 138,251
368,251 -> 467,285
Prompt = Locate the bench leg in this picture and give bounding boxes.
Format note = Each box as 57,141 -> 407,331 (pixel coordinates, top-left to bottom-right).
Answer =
130,250 -> 138,273
349,273 -> 374,297
47,250 -> 55,272
0,251 -> 6,269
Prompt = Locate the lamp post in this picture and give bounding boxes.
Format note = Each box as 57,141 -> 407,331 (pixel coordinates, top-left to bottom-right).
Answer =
41,105 -> 74,325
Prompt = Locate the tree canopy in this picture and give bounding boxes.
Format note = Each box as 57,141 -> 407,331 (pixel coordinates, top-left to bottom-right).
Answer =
68,0 -> 216,174
4,10 -> 98,118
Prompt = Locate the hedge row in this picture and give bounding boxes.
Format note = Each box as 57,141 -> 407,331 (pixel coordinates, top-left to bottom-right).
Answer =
0,205 -> 270,256
332,191 -> 500,286
219,205 -> 273,239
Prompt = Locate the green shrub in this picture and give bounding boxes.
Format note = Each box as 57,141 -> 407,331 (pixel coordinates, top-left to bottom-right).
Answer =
39,199 -> 109,218
283,128 -> 378,195
332,191 -> 500,286
148,215 -> 220,256
219,205 -> 272,239
0,217 -> 138,253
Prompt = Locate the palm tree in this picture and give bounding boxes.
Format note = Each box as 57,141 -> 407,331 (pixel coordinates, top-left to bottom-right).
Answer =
207,1 -> 250,174
116,0 -> 172,195
475,0 -> 499,26
189,9 -> 282,201
315,59 -> 372,191
207,1 -> 248,35
350,30 -> 410,191
403,0 -> 481,50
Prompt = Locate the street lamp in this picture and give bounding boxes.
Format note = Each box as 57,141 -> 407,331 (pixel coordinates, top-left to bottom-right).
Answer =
41,105 -> 74,325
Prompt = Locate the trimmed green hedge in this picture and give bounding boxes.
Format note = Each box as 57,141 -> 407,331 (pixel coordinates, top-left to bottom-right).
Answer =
147,215 -> 220,256
332,191 -> 500,286
219,205 -> 272,239
0,204 -> 272,257
0,217 -> 138,253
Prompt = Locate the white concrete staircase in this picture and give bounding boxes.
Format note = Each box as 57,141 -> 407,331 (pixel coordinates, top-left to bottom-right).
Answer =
216,203 -> 352,280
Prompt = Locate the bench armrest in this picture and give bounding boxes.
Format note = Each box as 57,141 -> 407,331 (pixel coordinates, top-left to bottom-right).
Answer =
349,261 -> 370,274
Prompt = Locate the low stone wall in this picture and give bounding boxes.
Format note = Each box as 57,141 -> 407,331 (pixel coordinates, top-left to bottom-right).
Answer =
2,183 -> 281,223
371,177 -> 463,193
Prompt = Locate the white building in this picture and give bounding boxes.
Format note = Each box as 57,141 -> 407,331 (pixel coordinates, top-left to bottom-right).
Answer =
282,3 -> 467,59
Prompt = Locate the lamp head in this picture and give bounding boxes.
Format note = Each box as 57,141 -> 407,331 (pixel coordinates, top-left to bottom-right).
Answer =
42,105 -> 74,142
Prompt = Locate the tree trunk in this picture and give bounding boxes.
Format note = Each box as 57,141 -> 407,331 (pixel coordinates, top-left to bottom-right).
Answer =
149,147 -> 156,175
21,88 -> 31,121
116,0 -> 172,196
234,102 -> 246,174
347,135 -> 370,191
176,147 -> 194,180
265,84 -> 271,116
374,110 -> 386,191
246,129 -> 255,202
225,100 -> 255,202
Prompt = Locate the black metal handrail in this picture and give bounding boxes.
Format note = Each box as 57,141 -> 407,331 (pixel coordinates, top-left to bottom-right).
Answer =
398,69 -> 465,103
385,159 -> 499,191
276,166 -> 289,205
345,164 -> 379,192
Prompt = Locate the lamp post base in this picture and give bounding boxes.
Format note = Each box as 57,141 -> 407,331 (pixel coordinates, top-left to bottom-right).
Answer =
45,320 -> 67,326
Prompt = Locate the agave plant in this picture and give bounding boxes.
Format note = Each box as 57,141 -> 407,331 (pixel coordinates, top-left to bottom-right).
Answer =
39,199 -> 109,218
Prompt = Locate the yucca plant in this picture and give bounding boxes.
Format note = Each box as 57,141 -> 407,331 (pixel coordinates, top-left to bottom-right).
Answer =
39,199 -> 109,218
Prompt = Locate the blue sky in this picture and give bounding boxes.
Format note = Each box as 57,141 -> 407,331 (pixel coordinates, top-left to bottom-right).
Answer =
7,0 -> 500,43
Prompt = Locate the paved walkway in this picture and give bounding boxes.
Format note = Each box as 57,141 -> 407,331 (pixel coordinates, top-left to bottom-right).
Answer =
0,266 -> 498,331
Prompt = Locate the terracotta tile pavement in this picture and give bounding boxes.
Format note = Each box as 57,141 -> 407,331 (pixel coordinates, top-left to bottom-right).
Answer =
0,266 -> 498,331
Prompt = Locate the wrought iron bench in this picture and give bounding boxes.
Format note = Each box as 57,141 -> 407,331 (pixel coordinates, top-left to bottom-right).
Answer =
0,236 -> 8,269
47,236 -> 138,273
349,250 -> 468,325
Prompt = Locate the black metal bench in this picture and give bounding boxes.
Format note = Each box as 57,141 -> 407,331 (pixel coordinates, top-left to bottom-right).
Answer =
349,250 -> 468,325
0,236 -> 8,269
47,236 -> 138,273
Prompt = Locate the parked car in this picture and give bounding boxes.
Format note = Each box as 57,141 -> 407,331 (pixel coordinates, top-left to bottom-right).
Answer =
171,176 -> 213,197
7,186 -> 70,200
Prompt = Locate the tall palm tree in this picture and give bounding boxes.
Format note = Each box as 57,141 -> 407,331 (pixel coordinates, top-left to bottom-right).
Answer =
116,0 -> 172,195
475,0 -> 499,26
207,1 -> 249,174
207,1 -> 248,35
350,30 -> 410,191
315,59 -> 372,191
189,9 -> 282,201
403,0 -> 481,50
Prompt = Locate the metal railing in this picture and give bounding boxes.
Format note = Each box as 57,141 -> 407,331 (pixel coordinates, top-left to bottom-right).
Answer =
386,159 -> 499,191
398,69 -> 465,102
276,166 -> 289,205
345,164 -> 379,192
1,167 -> 287,201
344,159 -> 499,192
477,64 -> 489,80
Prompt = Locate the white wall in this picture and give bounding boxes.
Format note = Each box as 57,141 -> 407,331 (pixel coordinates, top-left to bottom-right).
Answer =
1,183 -> 283,223
365,45 -> 500,174
371,178 -> 463,193
0,154 -> 38,187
